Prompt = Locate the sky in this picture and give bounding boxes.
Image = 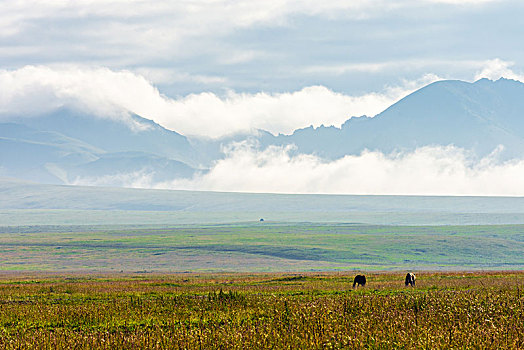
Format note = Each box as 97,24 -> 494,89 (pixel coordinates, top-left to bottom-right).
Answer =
2,0 -> 524,194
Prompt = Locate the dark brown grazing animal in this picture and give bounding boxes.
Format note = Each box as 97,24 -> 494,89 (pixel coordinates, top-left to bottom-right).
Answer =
405,273 -> 416,287
353,275 -> 366,288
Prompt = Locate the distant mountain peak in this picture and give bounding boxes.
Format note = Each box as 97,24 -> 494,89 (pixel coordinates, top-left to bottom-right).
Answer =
3,78 -> 524,186
252,78 -> 524,160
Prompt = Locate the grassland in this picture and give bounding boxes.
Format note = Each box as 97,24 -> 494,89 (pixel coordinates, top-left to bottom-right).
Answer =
0,272 -> 523,349
1,223 -> 524,272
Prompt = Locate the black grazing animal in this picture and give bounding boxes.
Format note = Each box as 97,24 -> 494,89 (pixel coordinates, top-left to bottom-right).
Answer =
353,275 -> 366,288
405,273 -> 416,287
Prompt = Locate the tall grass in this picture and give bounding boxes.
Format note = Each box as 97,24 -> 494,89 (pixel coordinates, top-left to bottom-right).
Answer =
0,272 -> 523,349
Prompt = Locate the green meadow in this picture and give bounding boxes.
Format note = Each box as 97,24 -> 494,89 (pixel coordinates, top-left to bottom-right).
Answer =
2,184 -> 524,348
1,223 -> 523,272
2,183 -> 524,271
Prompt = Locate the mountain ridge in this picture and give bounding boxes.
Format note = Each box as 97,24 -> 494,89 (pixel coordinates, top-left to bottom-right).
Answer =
254,78 -> 524,160
2,78 -> 524,186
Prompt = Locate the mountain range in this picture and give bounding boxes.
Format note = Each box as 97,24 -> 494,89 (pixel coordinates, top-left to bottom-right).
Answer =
264,78 -> 524,160
1,78 -> 524,186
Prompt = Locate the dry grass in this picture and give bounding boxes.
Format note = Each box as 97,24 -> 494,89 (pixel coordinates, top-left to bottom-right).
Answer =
0,271 -> 523,349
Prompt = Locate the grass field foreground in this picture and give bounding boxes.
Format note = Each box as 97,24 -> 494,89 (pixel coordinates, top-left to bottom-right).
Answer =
0,272 -> 523,349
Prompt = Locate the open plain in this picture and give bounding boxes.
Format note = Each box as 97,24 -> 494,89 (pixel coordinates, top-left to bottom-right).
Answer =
1,223 -> 523,272
1,271 -> 523,349
2,184 -> 524,348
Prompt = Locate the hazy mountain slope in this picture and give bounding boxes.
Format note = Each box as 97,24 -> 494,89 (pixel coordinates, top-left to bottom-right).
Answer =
0,123 -> 103,183
68,151 -> 199,185
264,78 -> 524,159
0,110 -> 202,184
0,122 -> 103,156
3,78 -> 524,186
29,109 -> 201,167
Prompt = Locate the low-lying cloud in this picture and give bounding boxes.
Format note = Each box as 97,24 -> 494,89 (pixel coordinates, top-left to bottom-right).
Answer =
68,170 -> 156,189
474,59 -> 524,82
0,65 -> 437,138
71,144 -> 524,196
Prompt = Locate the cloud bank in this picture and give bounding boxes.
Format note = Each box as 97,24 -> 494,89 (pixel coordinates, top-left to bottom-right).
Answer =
1,60 -> 521,138
474,59 -> 524,81
70,143 -> 524,196
0,65 -> 439,138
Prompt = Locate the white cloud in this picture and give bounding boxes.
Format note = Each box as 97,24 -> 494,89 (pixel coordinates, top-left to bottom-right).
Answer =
68,170 -> 155,189
149,143 -> 524,196
304,59 -> 487,76
0,65 -> 439,138
132,67 -> 227,86
0,65 -> 157,130
163,85 -> 402,137
0,59 -> 521,139
474,58 -> 524,81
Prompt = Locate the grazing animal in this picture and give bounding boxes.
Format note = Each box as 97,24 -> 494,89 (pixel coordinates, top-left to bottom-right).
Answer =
353,275 -> 366,288
405,273 -> 416,287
